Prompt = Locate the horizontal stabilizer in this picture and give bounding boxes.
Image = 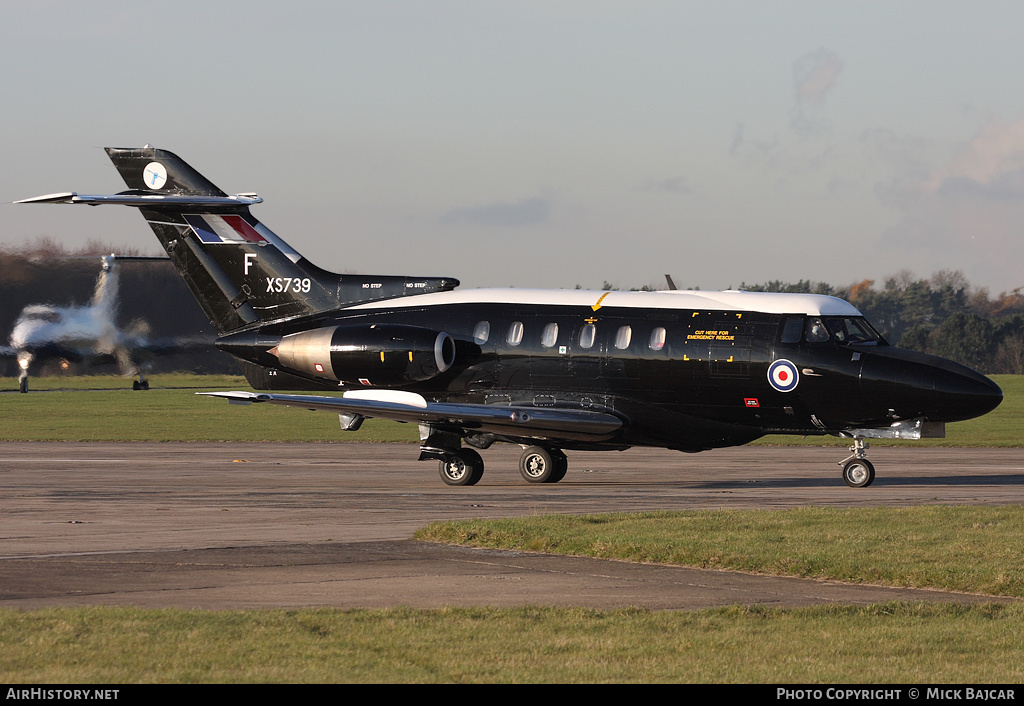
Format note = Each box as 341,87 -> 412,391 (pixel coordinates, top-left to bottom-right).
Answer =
199,391 -> 623,442
16,191 -> 262,208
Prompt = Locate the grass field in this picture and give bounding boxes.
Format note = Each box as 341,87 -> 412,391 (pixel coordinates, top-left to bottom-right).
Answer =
417,505 -> 1024,597
0,374 -> 419,443
0,373 -> 1020,445
3,603 -> 1023,683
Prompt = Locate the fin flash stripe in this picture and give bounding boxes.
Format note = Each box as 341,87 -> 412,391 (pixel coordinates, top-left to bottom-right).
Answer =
184,214 -> 268,244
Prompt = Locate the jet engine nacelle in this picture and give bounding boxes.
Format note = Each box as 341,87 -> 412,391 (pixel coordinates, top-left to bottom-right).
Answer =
273,324 -> 456,387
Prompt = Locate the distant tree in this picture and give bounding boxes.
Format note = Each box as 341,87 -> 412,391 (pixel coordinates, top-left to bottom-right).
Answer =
929,313 -> 996,372
846,279 -> 874,304
898,324 -> 933,352
991,315 -> 1024,374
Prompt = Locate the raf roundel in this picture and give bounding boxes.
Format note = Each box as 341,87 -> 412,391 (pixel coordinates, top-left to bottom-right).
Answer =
768,359 -> 799,392
142,162 -> 167,190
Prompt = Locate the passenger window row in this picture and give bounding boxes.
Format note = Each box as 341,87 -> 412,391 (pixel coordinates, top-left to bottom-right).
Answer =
474,320 -> 667,352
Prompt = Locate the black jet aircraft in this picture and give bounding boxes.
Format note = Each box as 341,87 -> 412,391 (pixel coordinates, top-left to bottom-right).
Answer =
19,147 -> 1003,487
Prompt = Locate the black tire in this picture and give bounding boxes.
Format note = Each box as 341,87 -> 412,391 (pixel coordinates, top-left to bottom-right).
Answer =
438,448 -> 484,486
549,449 -> 568,483
842,459 -> 875,488
519,446 -> 562,484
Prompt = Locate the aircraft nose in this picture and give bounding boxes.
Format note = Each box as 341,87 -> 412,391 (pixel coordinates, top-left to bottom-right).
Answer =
861,348 -> 1002,423
923,364 -> 1002,422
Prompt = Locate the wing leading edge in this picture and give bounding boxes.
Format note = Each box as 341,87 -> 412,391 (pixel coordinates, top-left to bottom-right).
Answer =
200,390 -> 624,443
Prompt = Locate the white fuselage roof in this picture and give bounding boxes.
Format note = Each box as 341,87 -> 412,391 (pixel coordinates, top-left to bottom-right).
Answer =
348,288 -> 863,317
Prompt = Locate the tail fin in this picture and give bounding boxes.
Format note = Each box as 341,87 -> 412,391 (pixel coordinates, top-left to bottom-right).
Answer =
91,256 -> 120,320
107,148 -> 459,332
20,147 -> 458,333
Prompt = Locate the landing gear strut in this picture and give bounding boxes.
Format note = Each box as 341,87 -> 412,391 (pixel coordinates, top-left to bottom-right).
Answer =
839,436 -> 875,488
17,353 -> 31,393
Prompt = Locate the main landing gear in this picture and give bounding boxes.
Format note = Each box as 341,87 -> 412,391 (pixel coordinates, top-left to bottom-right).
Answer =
518,446 -> 568,484
435,445 -> 569,486
838,436 -> 875,488
437,448 -> 485,487
423,423 -> 569,486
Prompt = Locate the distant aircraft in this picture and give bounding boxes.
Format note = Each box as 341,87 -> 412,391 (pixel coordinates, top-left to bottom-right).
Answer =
19,147 -> 1003,487
1,254 -> 202,392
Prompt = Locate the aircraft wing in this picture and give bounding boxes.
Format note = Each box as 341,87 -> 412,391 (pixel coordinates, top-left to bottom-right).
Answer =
199,390 -> 624,442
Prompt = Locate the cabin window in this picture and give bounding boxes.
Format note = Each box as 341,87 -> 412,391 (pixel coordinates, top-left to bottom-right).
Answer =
507,321 -> 524,346
649,327 -> 666,351
473,321 -> 490,344
541,322 -> 559,348
781,317 -> 803,343
579,323 -> 596,349
614,325 -> 632,350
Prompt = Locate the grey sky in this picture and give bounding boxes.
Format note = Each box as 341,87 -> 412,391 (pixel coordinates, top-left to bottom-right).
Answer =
2,1 -> 1024,294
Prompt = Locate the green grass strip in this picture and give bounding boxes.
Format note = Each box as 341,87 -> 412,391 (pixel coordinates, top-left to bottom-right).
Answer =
0,374 -> 418,443
416,505 -> 1024,597
2,603 -> 1023,683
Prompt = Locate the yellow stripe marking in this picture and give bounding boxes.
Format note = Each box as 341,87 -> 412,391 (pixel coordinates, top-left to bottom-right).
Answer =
591,292 -> 610,311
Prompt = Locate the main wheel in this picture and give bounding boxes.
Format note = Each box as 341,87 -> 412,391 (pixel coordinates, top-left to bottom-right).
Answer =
519,446 -> 565,484
438,448 -> 484,486
842,459 -> 875,488
549,449 -> 568,483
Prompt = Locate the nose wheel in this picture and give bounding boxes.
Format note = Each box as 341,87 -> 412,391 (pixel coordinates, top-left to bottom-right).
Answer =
839,437 -> 875,487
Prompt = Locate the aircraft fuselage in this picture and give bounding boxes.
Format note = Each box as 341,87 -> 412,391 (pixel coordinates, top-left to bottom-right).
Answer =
217,288 -> 1002,454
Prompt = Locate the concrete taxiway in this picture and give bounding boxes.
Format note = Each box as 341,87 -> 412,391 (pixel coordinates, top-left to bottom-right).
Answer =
2,442 -> 1022,610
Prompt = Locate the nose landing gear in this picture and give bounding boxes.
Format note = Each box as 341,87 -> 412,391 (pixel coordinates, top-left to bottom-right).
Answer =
839,436 -> 875,488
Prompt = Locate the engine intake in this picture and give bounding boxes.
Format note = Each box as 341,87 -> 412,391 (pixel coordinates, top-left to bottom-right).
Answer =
272,324 -> 455,387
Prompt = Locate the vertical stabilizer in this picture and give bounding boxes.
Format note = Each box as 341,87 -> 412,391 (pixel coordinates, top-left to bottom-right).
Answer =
93,147 -> 458,333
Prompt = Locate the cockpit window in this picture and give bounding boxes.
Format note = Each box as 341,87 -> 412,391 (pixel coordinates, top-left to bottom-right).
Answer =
805,318 -> 830,343
26,311 -> 60,323
825,317 -> 883,345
